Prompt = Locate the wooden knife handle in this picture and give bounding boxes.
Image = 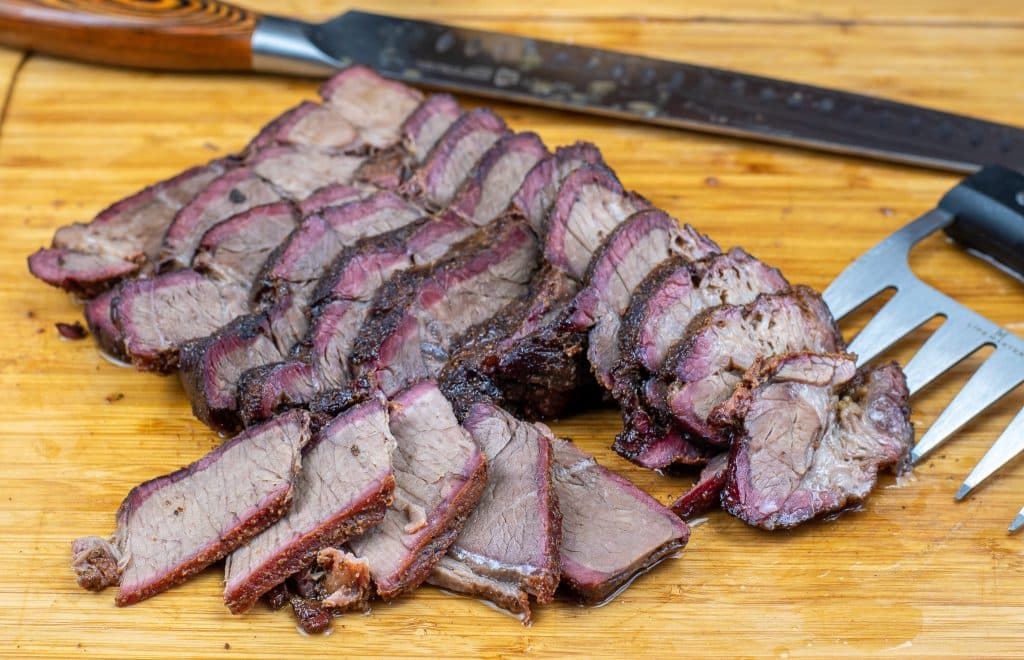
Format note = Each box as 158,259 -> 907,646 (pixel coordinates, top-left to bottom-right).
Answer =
0,0 -> 260,71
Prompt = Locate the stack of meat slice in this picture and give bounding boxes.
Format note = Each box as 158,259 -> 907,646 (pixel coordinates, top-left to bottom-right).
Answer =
35,64 -> 917,629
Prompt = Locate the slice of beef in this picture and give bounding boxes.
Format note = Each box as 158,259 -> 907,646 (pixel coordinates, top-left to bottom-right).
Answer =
427,403 -> 560,622
84,289 -> 128,362
348,381 -> 488,601
661,286 -> 844,445
670,453 -> 729,519
237,215 -> 476,425
191,202 -> 301,288
543,164 -> 653,279
618,249 -> 790,383
318,65 -> 425,150
158,165 -> 286,271
401,108 -> 509,209
446,132 -> 549,226
716,353 -> 913,530
248,145 -> 366,200
113,269 -> 249,372
348,221 -> 538,398
512,142 -> 605,234
348,94 -> 463,191
567,210 -> 721,391
611,249 -> 789,469
246,101 -> 360,154
550,437 -> 689,604
429,557 -> 531,621
28,158 -> 232,296
70,410 -> 311,605
401,94 -> 463,164
224,400 -> 395,613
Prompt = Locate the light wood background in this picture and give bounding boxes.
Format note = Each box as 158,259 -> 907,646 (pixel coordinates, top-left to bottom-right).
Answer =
2,2 -> 1023,657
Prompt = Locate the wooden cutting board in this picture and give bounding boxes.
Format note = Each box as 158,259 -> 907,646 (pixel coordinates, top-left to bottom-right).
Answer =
2,2 -> 1023,656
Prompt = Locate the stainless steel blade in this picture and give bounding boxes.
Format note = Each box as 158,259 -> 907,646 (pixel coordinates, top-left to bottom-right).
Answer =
251,11 -> 1024,174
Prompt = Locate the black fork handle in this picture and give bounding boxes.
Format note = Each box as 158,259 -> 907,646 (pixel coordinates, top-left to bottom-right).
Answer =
940,165 -> 1024,280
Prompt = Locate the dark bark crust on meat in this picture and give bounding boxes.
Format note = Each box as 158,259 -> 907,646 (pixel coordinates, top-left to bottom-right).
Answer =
347,220 -> 537,398
441,266 -> 595,420
84,290 -> 128,362
178,313 -> 274,432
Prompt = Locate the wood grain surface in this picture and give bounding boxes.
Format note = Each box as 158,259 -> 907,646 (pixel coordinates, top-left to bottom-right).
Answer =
1,2 -> 1023,657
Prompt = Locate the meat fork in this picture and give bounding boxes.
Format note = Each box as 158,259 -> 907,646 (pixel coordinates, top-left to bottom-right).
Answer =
822,165 -> 1024,532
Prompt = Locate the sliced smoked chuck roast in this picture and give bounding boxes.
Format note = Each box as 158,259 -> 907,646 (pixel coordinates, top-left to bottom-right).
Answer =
71,411 -> 311,605
612,248 -> 789,469
660,285 -> 844,446
224,401 -> 395,613
715,352 -> 913,530
347,381 -> 489,601
551,437 -> 690,604
428,402 -> 561,622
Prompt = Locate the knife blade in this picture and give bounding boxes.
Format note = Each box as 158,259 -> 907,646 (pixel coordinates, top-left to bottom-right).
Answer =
249,11 -> 1024,174
2,2 -> 1022,173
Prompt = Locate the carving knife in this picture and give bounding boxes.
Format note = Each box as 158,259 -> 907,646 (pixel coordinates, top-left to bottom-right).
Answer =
2,1 -> 1023,173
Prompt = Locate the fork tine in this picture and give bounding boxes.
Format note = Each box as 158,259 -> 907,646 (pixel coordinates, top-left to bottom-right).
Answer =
956,407 -> 1024,500
846,288 -> 940,365
1010,507 -> 1024,534
911,350 -> 1024,463
902,321 -> 985,396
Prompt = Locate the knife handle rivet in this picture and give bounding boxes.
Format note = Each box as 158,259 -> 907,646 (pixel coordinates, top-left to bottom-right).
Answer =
730,79 -> 746,95
816,97 -> 834,112
760,87 -> 776,101
787,92 -> 804,108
